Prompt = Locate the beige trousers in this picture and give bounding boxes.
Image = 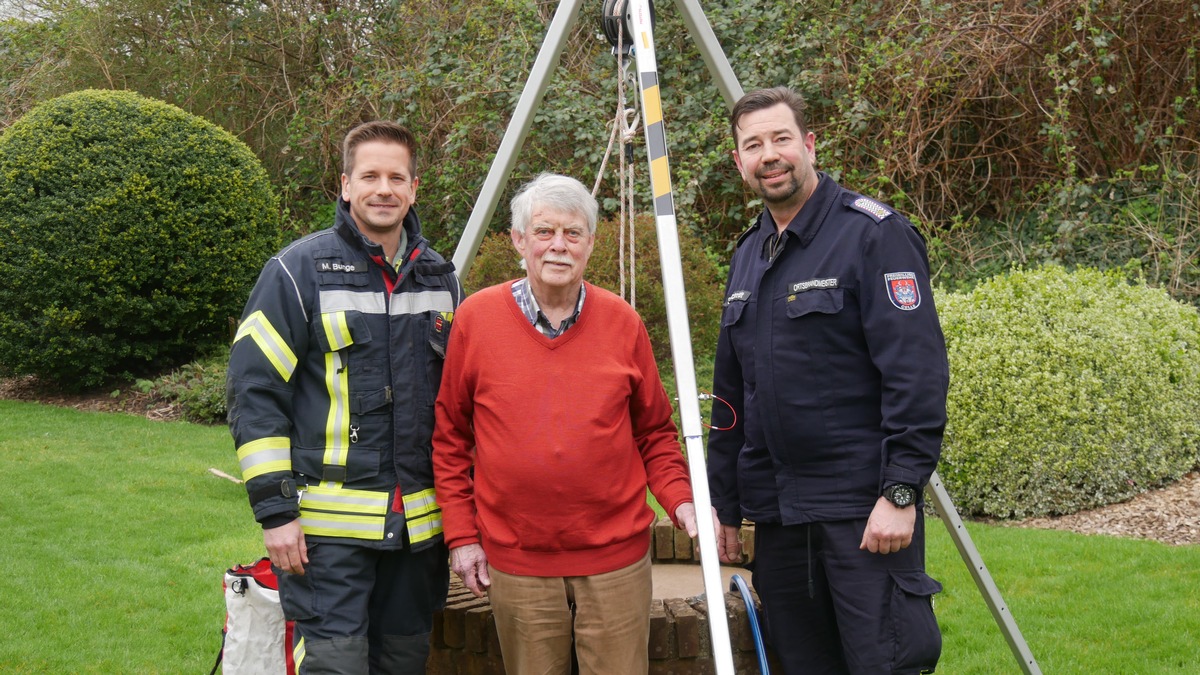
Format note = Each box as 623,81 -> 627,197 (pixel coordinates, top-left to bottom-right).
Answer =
487,551 -> 652,675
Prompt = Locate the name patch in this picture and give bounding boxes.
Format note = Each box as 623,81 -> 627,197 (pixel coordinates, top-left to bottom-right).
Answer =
884,272 -> 920,310
317,260 -> 366,273
790,278 -> 838,293
725,290 -> 751,305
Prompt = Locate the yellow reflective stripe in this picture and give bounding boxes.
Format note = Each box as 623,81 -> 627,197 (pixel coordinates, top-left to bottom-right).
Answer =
321,311 -> 354,351
322,350 -> 349,484
406,512 -> 443,544
402,488 -> 440,518
301,485 -> 388,515
299,511 -> 385,540
650,155 -> 672,199
293,637 -> 305,669
233,310 -> 298,382
235,436 -> 292,480
643,83 -> 663,125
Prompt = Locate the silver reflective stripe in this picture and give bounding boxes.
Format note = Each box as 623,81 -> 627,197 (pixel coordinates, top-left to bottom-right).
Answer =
391,290 -> 454,316
302,486 -> 389,515
321,311 -> 353,351
319,289 -> 387,314
406,512 -> 444,544
293,638 -> 306,671
299,512 -> 385,539
322,350 -> 349,482
233,311 -> 298,381
236,436 -> 291,480
402,488 -> 439,518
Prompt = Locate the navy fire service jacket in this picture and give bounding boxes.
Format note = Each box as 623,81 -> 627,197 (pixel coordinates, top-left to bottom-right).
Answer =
227,200 -> 462,551
707,173 -> 949,527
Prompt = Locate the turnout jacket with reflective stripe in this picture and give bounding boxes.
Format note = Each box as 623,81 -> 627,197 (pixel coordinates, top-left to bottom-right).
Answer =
707,174 -> 948,527
227,200 -> 462,551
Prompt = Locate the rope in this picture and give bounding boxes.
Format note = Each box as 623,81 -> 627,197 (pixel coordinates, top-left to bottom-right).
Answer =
591,9 -> 640,308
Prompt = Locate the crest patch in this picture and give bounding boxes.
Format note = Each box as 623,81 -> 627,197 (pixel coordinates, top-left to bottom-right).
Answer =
884,272 -> 920,310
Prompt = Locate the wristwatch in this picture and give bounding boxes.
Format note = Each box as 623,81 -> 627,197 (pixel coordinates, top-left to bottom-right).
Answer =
882,483 -> 918,508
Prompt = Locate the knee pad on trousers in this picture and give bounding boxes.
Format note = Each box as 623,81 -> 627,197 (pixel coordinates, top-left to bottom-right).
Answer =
371,632 -> 432,673
299,635 -> 369,675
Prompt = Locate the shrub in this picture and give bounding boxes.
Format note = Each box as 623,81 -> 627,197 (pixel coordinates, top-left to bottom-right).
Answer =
0,89 -> 281,391
145,352 -> 229,424
937,265 -> 1200,518
465,213 -> 726,368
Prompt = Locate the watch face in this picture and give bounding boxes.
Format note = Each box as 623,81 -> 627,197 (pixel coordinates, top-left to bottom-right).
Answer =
887,485 -> 916,507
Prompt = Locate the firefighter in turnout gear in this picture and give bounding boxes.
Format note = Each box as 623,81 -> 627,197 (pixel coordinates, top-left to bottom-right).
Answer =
227,121 -> 462,674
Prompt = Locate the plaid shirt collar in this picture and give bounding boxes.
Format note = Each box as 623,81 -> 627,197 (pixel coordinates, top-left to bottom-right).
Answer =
512,278 -> 585,339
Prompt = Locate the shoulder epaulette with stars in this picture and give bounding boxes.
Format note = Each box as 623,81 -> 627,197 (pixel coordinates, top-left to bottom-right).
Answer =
848,196 -> 893,223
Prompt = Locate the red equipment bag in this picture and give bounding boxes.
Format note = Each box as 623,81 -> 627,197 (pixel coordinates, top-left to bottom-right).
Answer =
210,557 -> 296,675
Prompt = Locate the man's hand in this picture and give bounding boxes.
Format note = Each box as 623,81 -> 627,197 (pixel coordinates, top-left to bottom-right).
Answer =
450,543 -> 491,598
675,504 -> 729,564
860,496 -> 916,554
264,519 -> 308,575
717,523 -> 743,564
674,502 -> 699,538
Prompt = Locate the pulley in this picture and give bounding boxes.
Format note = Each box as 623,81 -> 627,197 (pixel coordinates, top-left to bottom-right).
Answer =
601,0 -> 655,50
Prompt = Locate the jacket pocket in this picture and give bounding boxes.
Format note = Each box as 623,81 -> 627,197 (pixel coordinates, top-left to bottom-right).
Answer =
785,288 -> 843,318
312,310 -> 372,353
721,299 -> 748,327
889,569 -> 943,672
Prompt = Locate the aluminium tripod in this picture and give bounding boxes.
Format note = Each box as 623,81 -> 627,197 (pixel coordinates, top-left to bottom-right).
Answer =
450,2 -> 1041,673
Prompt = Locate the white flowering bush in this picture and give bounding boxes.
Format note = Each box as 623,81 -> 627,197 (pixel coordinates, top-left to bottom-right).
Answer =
936,265 -> 1200,518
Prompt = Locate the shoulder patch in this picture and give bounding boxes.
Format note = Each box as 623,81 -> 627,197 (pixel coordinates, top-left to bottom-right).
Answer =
850,196 -> 893,222
884,272 -> 921,310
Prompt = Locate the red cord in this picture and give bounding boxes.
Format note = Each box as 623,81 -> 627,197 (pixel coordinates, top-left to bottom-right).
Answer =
699,390 -> 737,431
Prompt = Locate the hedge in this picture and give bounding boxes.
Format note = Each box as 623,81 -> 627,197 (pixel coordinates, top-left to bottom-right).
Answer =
0,89 -> 281,391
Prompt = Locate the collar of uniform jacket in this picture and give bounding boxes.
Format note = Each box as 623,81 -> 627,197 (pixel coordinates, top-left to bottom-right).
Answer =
757,172 -> 838,254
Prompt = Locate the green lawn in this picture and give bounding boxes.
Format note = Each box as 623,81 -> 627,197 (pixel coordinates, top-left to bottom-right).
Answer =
0,400 -> 259,673
1,399 -> 1197,673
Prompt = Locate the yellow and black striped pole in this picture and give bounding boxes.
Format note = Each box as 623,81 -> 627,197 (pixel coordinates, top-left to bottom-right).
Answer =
617,1 -> 736,671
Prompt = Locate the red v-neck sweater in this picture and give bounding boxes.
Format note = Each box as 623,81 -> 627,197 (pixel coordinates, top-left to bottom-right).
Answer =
433,280 -> 694,577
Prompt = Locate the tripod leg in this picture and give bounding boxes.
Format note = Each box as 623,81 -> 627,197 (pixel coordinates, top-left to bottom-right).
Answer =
926,471 -> 1042,674
450,0 -> 587,278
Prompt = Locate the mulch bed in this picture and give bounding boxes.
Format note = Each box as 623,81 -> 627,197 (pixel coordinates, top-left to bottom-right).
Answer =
1008,471 -> 1200,546
0,374 -> 181,421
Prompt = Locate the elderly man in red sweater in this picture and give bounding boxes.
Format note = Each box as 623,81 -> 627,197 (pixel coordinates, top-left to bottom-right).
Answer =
432,172 -> 699,674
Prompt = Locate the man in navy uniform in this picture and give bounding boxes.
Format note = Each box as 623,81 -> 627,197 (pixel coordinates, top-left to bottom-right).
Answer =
708,86 -> 949,674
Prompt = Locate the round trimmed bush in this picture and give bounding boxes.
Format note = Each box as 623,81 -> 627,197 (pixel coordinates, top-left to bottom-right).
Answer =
937,265 -> 1200,518
0,89 -> 281,391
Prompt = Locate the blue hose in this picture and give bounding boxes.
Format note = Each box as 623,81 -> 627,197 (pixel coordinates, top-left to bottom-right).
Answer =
731,573 -> 769,674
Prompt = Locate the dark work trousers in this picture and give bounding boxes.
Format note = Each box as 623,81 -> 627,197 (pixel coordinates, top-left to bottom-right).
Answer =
752,516 -> 942,675
276,540 -> 449,675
